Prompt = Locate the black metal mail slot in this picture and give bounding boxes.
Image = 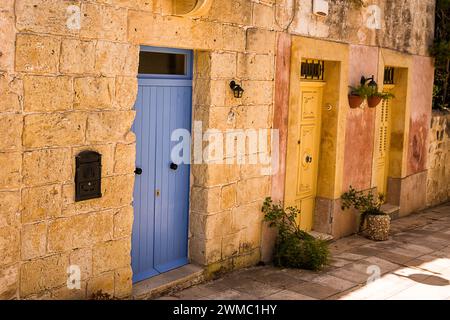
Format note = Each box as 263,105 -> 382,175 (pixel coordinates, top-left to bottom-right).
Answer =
75,151 -> 102,202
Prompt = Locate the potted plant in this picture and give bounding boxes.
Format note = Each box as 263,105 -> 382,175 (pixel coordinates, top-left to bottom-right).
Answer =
341,186 -> 390,241
348,85 -> 369,108
367,91 -> 395,108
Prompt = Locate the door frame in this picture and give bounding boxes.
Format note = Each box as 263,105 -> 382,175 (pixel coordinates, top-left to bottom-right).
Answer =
132,45 -> 194,283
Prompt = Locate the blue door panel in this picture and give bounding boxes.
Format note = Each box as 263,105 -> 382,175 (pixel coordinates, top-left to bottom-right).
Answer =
132,48 -> 192,283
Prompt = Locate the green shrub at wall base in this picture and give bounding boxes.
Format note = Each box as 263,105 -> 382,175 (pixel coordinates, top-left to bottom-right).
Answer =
274,235 -> 329,271
262,197 -> 329,271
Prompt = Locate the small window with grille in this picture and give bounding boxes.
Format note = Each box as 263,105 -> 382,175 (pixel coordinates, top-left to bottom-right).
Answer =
384,67 -> 395,85
301,59 -> 325,81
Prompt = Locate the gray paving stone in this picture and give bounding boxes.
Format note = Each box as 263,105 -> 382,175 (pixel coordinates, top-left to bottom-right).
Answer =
263,290 -> 316,300
287,281 -> 340,299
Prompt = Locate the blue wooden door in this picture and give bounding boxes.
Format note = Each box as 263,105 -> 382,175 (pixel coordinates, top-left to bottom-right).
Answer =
132,47 -> 192,283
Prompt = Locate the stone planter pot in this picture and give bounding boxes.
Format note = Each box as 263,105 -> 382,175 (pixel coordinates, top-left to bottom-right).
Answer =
348,94 -> 364,109
365,214 -> 391,241
367,96 -> 382,108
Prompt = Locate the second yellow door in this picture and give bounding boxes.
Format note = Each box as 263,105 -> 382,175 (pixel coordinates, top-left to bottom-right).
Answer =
285,81 -> 324,231
375,85 -> 394,197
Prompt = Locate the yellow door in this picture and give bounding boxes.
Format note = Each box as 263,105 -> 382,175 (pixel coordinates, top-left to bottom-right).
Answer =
375,85 -> 394,197
285,81 -> 324,231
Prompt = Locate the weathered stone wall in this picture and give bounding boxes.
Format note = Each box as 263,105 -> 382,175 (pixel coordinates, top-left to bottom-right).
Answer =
0,0 -> 138,299
0,0 -> 437,299
427,111 -> 450,207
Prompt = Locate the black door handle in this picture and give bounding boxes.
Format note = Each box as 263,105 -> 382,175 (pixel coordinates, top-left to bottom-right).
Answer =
170,163 -> 178,170
134,167 -> 143,175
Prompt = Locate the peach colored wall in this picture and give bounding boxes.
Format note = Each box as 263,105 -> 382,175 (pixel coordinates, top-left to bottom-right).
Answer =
407,56 -> 434,176
342,45 -> 379,191
262,32 -> 291,262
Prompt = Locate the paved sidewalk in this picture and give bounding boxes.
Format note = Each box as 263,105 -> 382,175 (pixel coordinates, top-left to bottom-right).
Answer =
161,203 -> 450,300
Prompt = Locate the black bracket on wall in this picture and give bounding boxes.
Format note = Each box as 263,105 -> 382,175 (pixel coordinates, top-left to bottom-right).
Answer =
75,151 -> 102,202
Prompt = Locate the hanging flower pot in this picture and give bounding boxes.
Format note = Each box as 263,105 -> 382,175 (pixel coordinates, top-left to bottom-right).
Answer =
367,96 -> 382,108
348,94 -> 364,109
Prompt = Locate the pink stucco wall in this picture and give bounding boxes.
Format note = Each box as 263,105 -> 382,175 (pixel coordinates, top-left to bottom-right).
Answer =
342,45 -> 379,191
407,56 -> 434,176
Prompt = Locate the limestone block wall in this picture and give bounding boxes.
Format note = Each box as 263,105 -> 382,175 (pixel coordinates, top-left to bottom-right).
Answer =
427,111 -> 450,207
0,0 -> 138,299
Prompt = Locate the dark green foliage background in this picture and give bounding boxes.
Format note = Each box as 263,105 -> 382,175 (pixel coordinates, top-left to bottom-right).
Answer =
432,0 -> 450,110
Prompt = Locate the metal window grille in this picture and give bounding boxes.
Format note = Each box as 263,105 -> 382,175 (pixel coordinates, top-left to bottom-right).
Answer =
301,59 -> 325,81
384,67 -> 395,84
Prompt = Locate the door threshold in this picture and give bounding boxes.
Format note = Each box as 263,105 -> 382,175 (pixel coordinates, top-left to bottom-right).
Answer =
132,264 -> 205,300
308,230 -> 334,242
381,203 -> 400,220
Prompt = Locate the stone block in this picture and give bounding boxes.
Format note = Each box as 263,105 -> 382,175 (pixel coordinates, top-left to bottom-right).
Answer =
114,266 -> 132,298
0,74 -> 22,112
222,24 -> 246,52
16,0 -> 81,35
21,222 -> 47,260
245,28 -> 276,54
241,80 -> 273,105
221,184 -> 236,210
114,143 -> 135,174
20,254 -> 68,297
210,52 -> 236,79
222,232 -> 240,258
0,7 -> 16,72
69,247 -> 92,281
237,53 -> 274,80
252,3 -> 274,29
204,238 -> 222,264
0,264 -> 18,299
92,239 -> 130,275
23,112 -> 87,148
47,210 -> 113,253
0,226 -> 19,267
115,76 -> 138,110
74,77 -> 114,110
208,0 -> 252,25
0,114 -> 23,151
86,111 -> 135,144
232,201 -> 264,232
207,163 -> 240,187
62,175 -> 134,215
190,186 -> 221,213
60,39 -> 95,74
98,0 -> 152,11
24,76 -> 73,112
80,3 -> 127,41
95,41 -> 138,76
0,191 -> 20,227
113,206 -> 133,239
0,152 -> 21,189
22,148 -> 71,186
236,176 -> 270,205
15,34 -> 60,73
50,282 -> 87,300
21,184 -> 62,223
87,272 -> 114,298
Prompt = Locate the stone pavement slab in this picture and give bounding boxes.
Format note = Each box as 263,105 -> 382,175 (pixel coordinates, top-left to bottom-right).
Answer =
159,203 -> 450,300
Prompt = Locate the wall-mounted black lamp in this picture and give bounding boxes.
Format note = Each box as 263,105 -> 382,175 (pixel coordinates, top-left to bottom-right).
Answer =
360,75 -> 378,90
230,81 -> 244,98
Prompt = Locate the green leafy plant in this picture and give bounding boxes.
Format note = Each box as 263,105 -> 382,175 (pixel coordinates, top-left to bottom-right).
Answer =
349,84 -> 371,98
262,198 -> 329,271
341,186 -> 386,232
431,0 -> 450,110
368,91 -> 395,100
